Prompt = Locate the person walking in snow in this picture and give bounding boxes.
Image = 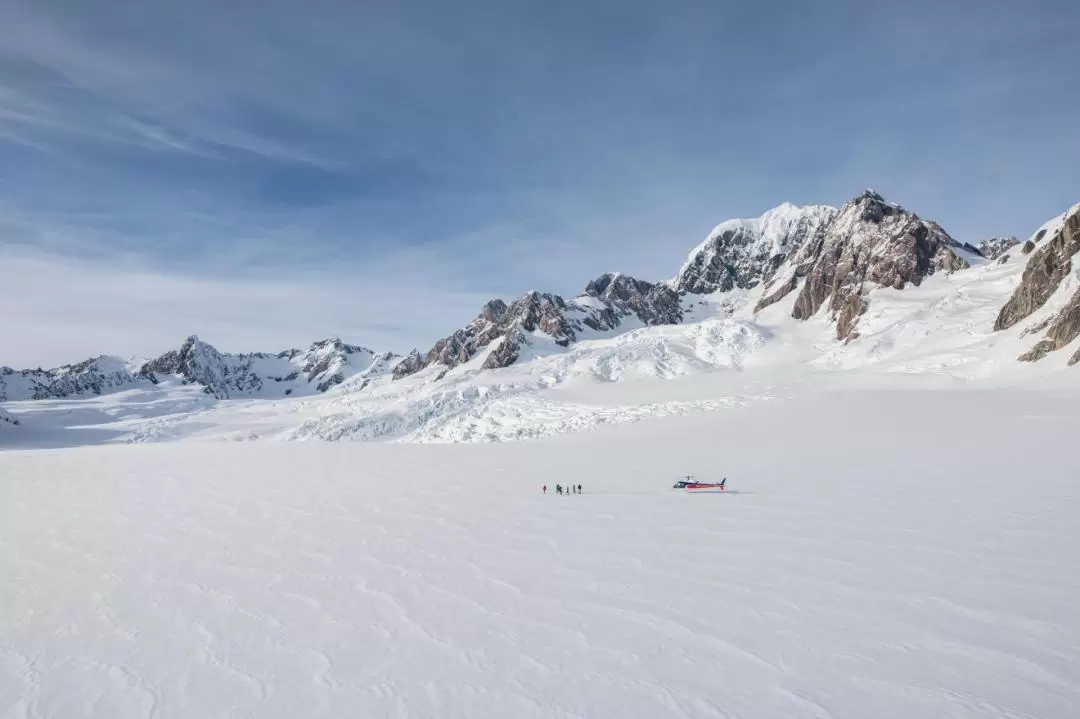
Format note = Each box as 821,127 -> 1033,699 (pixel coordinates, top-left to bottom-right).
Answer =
577,484 -> 582,494
556,484 -> 562,495
542,484 -> 547,494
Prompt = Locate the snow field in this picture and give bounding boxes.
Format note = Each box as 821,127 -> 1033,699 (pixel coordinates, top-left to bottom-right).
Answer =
2,387 -> 1078,718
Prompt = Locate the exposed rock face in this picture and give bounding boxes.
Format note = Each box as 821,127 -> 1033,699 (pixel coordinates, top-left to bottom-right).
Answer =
391,350 -> 427,380
753,273 -> 799,313
395,274 -> 685,377
788,190 -> 968,340
0,406 -> 21,426
1018,289 -> 1080,362
995,207 -> 1080,332
674,203 -> 837,295
978,236 -> 1020,260
392,294 -> 570,378
581,273 -> 682,327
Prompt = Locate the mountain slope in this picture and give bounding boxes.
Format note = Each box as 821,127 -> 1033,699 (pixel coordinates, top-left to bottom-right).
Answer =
997,204 -> 1080,363
790,191 -> 974,339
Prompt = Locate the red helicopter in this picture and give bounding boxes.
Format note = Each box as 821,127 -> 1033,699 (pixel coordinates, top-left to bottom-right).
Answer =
672,475 -> 727,491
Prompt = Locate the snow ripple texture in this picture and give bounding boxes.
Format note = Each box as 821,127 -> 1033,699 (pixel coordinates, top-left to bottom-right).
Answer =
2,389 -> 1078,718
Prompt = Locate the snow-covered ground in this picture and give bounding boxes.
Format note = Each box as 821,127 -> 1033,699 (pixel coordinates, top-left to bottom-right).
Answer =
2,387 -> 1078,718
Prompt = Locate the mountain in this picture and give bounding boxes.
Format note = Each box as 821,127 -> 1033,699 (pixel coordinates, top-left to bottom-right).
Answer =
978,236 -> 1021,261
995,204 -> 1080,363
397,190 -> 984,374
6,189 -> 1080,420
393,273 -> 682,378
0,336 -> 399,401
141,335 -> 398,398
673,202 -> 837,295
0,356 -> 150,402
746,190 -> 971,340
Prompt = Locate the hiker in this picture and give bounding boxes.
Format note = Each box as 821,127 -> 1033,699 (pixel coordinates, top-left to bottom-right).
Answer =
577,484 -> 582,494
556,484 -> 562,495
542,484 -> 547,494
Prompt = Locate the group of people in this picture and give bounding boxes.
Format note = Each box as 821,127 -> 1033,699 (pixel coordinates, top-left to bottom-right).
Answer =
543,484 -> 582,495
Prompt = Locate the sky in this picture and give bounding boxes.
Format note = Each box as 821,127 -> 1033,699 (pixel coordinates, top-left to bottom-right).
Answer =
1,0 -> 1078,367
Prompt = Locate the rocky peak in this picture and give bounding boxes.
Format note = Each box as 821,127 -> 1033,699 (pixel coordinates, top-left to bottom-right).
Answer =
853,189 -> 901,223
977,236 -> 1020,261
583,272 -> 652,300
580,272 -> 682,327
786,191 -> 967,340
140,335 -> 237,398
674,203 -> 837,295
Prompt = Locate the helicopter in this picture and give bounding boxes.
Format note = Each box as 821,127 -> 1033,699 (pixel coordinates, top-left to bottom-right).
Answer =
672,475 -> 727,491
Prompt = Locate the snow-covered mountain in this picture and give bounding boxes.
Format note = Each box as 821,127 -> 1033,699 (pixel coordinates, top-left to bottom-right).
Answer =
760,190 -> 979,339
673,202 -> 837,295
0,356 -> 149,402
395,190 -> 990,373
0,336 -> 399,401
140,335 -> 398,399
5,190 -> 1080,446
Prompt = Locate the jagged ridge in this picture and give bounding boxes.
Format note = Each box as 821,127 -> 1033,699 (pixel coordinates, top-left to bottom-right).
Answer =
393,273 -> 682,378
1,337 -> 399,401
398,190 -> 979,373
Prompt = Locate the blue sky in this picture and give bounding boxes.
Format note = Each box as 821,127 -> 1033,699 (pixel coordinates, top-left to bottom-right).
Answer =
2,0 -> 1078,366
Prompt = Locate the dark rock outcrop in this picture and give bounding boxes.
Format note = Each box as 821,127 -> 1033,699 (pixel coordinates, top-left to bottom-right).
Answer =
789,190 -> 967,340
391,350 -> 426,380
978,236 -> 1020,261
1017,288 -> 1080,362
581,273 -> 682,327
995,208 -> 1080,332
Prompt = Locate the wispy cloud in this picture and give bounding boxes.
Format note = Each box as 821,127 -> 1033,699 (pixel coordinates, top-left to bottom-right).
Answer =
0,248 -> 496,368
1,0 -> 1078,366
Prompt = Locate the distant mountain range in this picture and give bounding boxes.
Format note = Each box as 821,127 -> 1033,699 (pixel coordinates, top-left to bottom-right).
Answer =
1,337 -> 398,401
3,189 -> 1078,407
